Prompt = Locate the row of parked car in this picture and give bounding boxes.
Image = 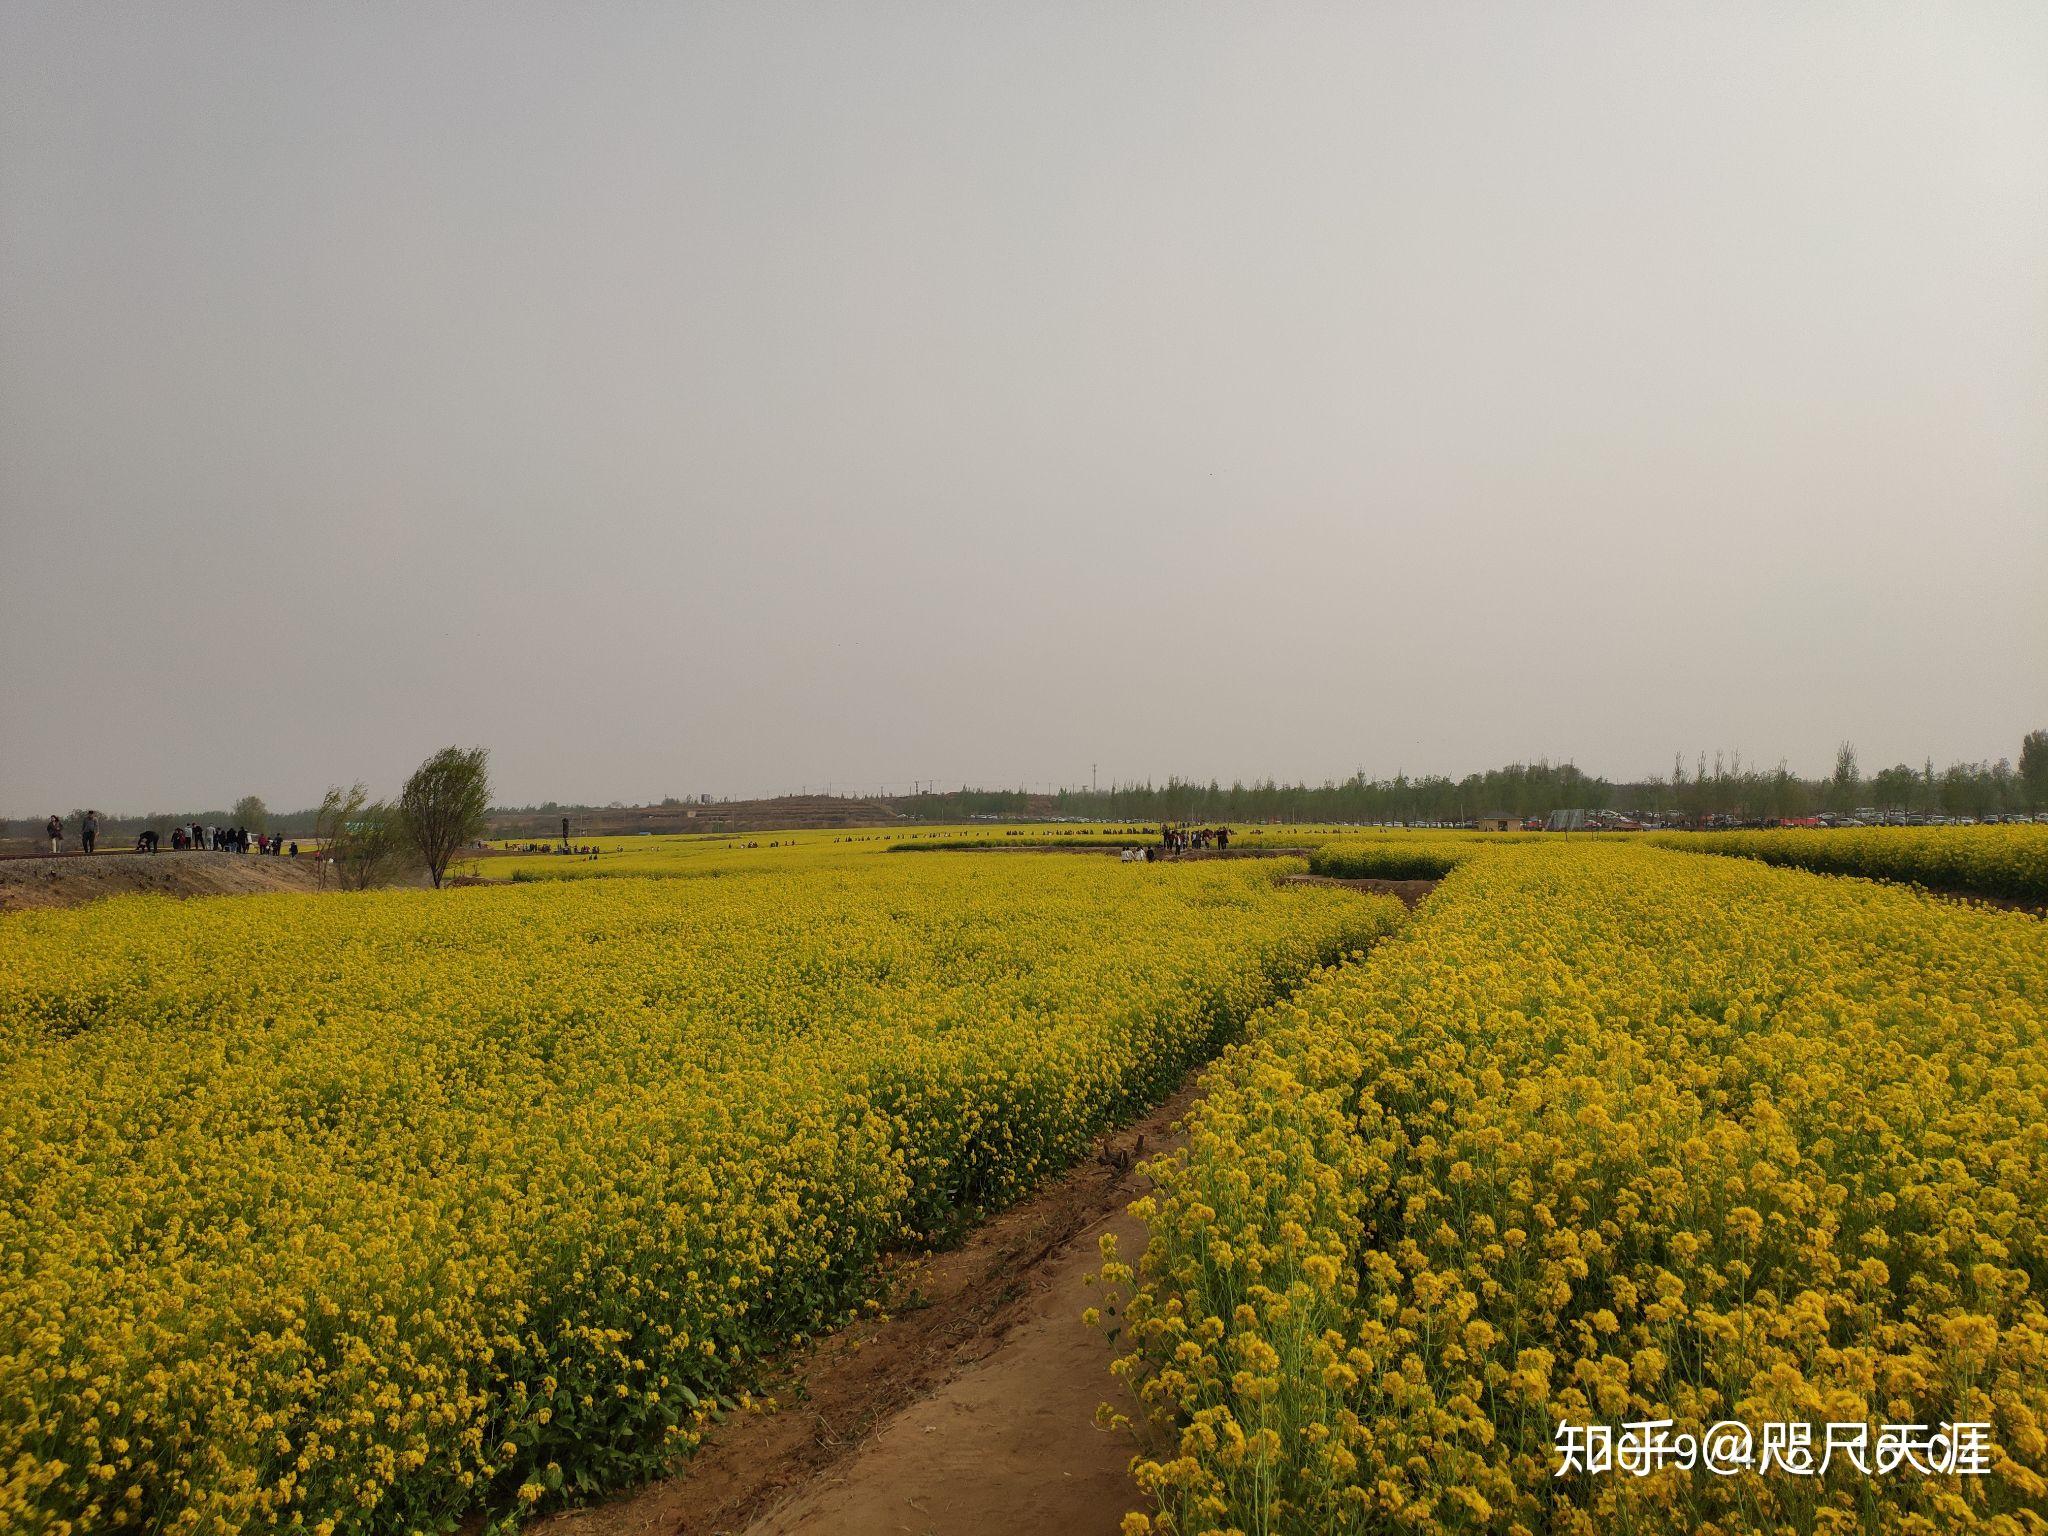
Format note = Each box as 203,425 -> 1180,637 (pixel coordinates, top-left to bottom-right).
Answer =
1812,811 -> 2046,828
1649,812 -> 2048,830
1501,811 -> 2048,832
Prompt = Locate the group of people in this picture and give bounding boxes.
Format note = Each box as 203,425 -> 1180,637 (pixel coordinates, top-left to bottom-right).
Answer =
44,811 -> 98,854
156,823 -> 297,856
1160,823 -> 1231,853
40,813 -> 298,857
1120,824 -> 1235,862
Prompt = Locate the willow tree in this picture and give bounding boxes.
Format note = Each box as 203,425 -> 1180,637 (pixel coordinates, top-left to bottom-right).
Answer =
314,782 -> 407,891
400,746 -> 493,888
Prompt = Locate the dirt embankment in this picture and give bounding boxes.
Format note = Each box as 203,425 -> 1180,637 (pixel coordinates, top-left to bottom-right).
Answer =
0,851 -> 329,913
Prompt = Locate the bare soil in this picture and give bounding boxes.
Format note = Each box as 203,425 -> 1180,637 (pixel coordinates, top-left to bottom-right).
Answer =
1918,886 -> 2047,919
531,1082 -> 1200,1536
0,851 -> 329,913
1283,871 -> 1441,908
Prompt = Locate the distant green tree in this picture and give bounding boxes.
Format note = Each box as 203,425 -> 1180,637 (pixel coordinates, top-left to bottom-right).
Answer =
1991,758 -> 2017,814
1870,764 -> 1918,812
1768,762 -> 1811,820
400,746 -> 493,889
2022,730 -> 2048,811
1940,764 -> 1974,819
232,795 -> 269,831
1829,742 -> 1860,812
314,783 -> 408,890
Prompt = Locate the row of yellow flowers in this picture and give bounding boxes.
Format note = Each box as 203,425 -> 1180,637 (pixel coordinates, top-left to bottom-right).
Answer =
1105,841 -> 2048,1532
0,854 -> 1401,1534
1304,834 -> 1500,883
1651,823 -> 2048,905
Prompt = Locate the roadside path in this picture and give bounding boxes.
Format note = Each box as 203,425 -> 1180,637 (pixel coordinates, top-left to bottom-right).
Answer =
741,1145 -> 1156,1536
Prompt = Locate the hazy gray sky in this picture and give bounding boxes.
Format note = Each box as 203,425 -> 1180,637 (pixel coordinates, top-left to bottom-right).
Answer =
4,2 -> 2044,812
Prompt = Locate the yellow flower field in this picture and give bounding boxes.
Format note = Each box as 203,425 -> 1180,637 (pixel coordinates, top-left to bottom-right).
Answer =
471,827 -> 894,882
1107,842 -> 2048,1533
0,855 -> 1400,1535
473,824 -> 1375,884
1652,823 -> 2048,905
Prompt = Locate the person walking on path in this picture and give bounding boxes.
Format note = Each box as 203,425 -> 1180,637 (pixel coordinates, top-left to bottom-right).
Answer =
45,814 -> 62,854
81,810 -> 99,855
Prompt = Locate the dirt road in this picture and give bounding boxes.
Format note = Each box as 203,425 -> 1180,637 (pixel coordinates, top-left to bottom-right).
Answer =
742,1194 -> 1146,1536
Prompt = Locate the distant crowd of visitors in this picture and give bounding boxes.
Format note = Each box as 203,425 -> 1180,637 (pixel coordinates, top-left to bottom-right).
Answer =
1121,824 -> 1235,862
40,812 -> 298,858
1161,823 -> 1230,852
158,823 -> 298,856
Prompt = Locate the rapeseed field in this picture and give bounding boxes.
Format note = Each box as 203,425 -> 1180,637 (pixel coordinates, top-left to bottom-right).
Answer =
0,854 -> 1398,1534
1653,823 -> 2048,905
1106,842 -> 2048,1533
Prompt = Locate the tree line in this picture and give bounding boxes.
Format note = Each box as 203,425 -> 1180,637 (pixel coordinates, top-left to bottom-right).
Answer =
1030,730 -> 2048,825
16,733 -> 2045,850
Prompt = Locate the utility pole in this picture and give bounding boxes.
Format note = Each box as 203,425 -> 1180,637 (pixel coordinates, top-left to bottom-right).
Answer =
1092,763 -> 1098,795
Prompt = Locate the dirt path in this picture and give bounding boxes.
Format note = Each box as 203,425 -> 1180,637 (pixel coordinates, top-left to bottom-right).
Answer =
1922,887 -> 2047,919
742,1199 -> 1146,1536
1283,871 -> 1440,908
533,1083 -> 1197,1536
0,850 -> 329,912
